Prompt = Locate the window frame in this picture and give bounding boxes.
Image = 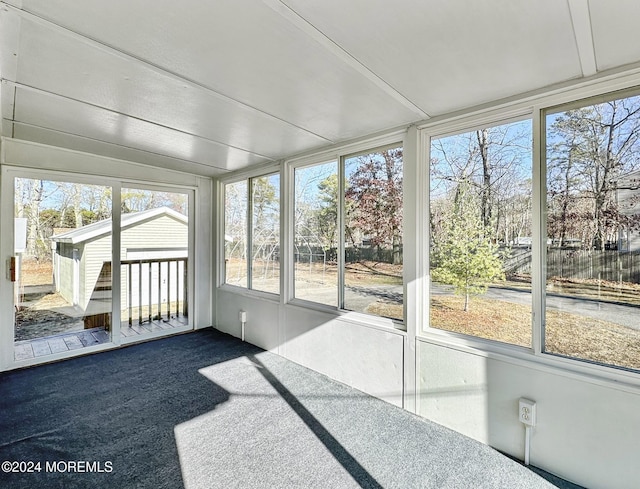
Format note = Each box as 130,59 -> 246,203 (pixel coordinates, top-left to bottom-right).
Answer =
220,163 -> 282,297
285,136 -> 405,327
1,165 -> 197,370
541,87 -> 640,373
418,81 -> 640,388
425,115 -> 535,351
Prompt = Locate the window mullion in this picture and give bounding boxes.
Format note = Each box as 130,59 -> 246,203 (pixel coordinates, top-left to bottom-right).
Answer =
338,157 -> 346,310
532,107 -> 544,355
112,183 -> 122,345
247,178 -> 254,289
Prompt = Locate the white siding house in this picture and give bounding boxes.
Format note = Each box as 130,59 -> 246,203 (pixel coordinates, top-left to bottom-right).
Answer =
51,207 -> 188,323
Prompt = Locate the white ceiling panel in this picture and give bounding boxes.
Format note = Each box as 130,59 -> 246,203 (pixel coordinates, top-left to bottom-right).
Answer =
3,1 -> 640,177
9,14 -> 330,160
281,0 -> 583,115
10,123 -> 231,177
13,0 -> 423,140
589,0 -> 640,72
13,88 -> 271,172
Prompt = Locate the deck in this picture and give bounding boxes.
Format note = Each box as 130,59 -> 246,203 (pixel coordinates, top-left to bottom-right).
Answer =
14,317 -> 188,362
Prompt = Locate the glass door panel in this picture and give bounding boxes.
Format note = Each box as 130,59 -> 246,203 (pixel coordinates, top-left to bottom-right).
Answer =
13,178 -> 113,362
119,188 -> 190,338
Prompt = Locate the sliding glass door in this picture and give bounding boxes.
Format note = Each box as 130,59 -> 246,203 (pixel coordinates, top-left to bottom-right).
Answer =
1,168 -> 193,368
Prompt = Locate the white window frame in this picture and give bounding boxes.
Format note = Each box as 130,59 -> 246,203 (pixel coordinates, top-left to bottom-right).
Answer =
285,133 -> 406,327
218,162 -> 282,299
417,73 -> 640,390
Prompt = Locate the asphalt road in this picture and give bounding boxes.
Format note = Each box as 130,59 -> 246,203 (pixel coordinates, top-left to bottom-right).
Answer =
297,281 -> 640,331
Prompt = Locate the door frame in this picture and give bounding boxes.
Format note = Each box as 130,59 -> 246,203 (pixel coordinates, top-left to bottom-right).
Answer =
1,166 -> 196,371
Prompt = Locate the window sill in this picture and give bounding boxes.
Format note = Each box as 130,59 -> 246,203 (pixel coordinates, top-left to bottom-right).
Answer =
285,298 -> 407,335
218,283 -> 281,302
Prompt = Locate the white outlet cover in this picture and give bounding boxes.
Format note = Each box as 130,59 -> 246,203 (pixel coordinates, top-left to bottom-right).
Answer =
519,398 -> 537,427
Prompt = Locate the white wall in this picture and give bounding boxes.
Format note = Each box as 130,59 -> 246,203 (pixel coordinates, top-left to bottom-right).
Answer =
216,289 -> 405,407
216,285 -> 640,489
417,340 -> 640,489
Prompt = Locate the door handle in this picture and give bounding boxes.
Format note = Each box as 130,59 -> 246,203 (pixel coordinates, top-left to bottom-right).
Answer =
6,257 -> 16,282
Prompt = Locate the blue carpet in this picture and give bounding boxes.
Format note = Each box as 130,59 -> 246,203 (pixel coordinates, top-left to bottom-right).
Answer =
0,328 -> 584,488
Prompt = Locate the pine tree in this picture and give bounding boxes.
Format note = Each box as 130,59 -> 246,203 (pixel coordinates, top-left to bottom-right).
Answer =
431,182 -> 504,311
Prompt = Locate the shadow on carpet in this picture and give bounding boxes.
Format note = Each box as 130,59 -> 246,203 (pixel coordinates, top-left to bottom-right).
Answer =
0,328 -> 584,488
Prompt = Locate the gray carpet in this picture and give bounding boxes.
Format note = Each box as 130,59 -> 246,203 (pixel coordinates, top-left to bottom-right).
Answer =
0,328 -> 584,488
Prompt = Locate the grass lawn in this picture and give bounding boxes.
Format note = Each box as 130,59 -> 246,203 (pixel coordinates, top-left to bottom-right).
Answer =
429,295 -> 640,371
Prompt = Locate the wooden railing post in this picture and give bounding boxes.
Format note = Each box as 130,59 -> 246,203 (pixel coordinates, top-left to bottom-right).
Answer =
183,259 -> 188,317
148,262 -> 152,323
138,261 -> 143,325
128,262 -> 132,326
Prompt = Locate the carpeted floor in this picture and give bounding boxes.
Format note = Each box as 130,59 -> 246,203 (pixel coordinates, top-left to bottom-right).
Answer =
0,328 -> 584,488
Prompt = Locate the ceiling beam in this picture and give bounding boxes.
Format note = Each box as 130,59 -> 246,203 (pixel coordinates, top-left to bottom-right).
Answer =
568,0 -> 597,77
4,81 -> 277,163
7,119 -> 234,176
263,0 -> 430,120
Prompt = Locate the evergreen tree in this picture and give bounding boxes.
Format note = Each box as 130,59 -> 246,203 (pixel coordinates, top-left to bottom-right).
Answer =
431,182 -> 504,311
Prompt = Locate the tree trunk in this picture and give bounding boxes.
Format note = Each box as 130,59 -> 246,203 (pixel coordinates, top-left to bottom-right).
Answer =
477,129 -> 492,229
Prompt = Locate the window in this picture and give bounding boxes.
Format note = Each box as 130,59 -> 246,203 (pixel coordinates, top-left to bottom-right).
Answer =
251,174 -> 280,293
120,187 -> 189,330
14,178 -> 113,350
294,161 -> 338,306
429,120 -> 533,347
545,92 -> 640,371
223,173 -> 280,294
224,180 -> 248,287
344,148 -> 403,320
293,145 -> 404,321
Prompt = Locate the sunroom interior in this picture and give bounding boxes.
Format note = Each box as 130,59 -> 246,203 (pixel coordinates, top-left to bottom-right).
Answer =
2,1 -> 640,488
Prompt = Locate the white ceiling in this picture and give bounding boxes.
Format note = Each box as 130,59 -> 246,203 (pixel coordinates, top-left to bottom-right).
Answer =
1,0 -> 640,177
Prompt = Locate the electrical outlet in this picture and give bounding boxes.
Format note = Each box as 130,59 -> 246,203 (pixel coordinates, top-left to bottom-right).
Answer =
239,311 -> 247,323
519,398 -> 536,426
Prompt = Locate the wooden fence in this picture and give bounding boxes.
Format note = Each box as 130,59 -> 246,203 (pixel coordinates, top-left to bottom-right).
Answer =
503,247 -> 640,283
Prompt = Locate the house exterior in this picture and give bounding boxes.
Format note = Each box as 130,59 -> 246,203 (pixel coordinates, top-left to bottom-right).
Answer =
615,170 -> 640,251
51,207 -> 188,320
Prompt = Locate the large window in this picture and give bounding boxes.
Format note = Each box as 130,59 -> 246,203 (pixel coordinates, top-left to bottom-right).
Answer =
7,169 -> 194,366
545,92 -> 640,371
293,145 -> 404,321
429,120 -> 533,347
294,161 -> 338,306
251,174 -> 280,294
224,173 -> 280,294
344,148 -> 403,319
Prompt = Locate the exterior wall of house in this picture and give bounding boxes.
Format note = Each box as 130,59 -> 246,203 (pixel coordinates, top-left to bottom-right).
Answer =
617,185 -> 640,251
83,233 -> 111,311
55,242 -> 77,305
78,214 -> 189,314
120,215 -> 189,313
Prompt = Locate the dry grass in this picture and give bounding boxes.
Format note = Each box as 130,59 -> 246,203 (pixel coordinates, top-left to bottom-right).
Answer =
547,276 -> 640,306
364,301 -> 403,321
430,295 -> 640,371
430,296 -> 532,348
